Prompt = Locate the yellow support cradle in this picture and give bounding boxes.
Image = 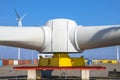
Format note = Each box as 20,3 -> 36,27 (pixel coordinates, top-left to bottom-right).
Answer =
38,53 -> 85,67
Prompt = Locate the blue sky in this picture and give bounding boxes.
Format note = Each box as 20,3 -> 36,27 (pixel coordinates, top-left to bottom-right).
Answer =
0,0 -> 120,60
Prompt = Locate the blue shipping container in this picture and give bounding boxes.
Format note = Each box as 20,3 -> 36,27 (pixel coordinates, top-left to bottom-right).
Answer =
0,60 -> 2,67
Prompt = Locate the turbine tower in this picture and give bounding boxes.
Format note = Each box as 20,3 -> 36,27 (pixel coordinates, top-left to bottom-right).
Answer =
14,9 -> 26,60
117,46 -> 119,62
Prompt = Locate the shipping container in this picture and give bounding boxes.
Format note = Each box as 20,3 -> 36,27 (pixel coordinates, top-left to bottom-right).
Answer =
14,60 -> 18,65
3,60 -> 9,66
111,60 -> 118,64
28,60 -> 32,64
34,59 -> 38,64
18,60 -> 31,65
0,60 -> 2,67
18,60 -> 23,65
22,60 -> 31,64
22,60 -> 26,64
9,60 -> 14,65
3,60 -> 14,66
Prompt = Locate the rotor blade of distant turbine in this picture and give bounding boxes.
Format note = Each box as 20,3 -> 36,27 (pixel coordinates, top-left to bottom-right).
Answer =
75,25 -> 120,51
14,8 -> 20,19
21,13 -> 27,20
0,27 -> 44,50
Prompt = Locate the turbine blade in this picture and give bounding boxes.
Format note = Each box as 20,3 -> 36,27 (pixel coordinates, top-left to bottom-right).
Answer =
14,8 -> 20,19
75,25 -> 120,50
0,27 -> 44,50
21,13 -> 27,20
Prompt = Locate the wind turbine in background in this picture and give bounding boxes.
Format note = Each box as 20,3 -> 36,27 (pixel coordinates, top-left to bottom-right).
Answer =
14,9 -> 26,60
14,9 -> 26,27
14,9 -> 53,60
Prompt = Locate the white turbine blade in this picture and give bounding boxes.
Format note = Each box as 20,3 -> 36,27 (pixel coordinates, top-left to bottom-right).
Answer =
21,13 -> 27,20
75,25 -> 120,51
0,27 -> 44,50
